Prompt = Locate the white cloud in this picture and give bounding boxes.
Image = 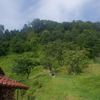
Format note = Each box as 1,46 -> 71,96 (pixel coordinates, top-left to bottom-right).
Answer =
0,0 -> 26,30
0,0 -> 100,30
27,0 -> 91,22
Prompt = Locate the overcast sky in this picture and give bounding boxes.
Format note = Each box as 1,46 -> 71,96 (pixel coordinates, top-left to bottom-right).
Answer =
0,0 -> 100,30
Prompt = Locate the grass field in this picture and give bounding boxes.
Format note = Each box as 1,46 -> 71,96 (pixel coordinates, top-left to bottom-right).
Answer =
0,53 -> 100,100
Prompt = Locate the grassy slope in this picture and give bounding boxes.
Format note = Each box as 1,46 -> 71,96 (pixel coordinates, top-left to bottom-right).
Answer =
0,53 -> 100,100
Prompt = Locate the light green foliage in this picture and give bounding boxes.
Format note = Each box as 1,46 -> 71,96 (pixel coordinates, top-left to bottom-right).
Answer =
63,49 -> 88,74
40,30 -> 51,44
43,40 -> 66,66
13,57 -> 39,79
1,54 -> 100,100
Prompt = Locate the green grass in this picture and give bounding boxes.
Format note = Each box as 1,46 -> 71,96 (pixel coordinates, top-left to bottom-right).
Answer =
0,53 -> 100,100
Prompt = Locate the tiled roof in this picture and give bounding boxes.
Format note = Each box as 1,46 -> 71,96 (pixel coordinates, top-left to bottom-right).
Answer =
0,74 -> 29,89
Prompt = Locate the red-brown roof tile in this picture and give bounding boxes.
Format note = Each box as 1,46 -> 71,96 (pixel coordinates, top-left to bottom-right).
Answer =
0,74 -> 29,89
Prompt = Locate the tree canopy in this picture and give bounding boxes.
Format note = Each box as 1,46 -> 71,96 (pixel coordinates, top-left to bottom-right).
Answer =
0,19 -> 100,74
13,57 -> 39,79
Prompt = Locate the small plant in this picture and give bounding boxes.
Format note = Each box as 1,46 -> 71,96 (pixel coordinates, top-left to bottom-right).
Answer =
33,80 -> 43,88
33,80 -> 39,87
38,82 -> 42,88
29,95 -> 35,100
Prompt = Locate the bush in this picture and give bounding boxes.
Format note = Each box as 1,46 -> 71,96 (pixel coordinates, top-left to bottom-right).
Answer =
33,80 -> 39,87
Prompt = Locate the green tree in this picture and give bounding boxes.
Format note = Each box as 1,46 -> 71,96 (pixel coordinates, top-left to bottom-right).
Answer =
30,18 -> 44,33
43,40 -> 66,66
0,41 -> 8,56
4,29 -> 11,40
63,49 -> 88,74
0,24 -> 4,40
13,57 -> 39,79
40,30 -> 51,44
64,30 -> 72,42
9,36 -> 24,53
42,58 -> 53,72
42,57 -> 55,76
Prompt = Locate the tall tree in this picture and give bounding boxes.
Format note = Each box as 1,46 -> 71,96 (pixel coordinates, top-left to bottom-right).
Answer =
4,29 -> 11,40
0,25 -> 4,40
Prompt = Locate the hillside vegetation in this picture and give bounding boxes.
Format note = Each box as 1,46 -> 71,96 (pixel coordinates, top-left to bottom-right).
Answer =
0,53 -> 100,100
0,19 -> 100,99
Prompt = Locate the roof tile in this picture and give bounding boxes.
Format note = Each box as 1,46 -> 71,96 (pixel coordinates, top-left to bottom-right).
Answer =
0,75 -> 29,89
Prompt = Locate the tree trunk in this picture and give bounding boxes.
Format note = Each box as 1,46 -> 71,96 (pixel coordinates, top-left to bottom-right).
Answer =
16,89 -> 19,100
26,73 -> 30,79
71,65 -> 75,74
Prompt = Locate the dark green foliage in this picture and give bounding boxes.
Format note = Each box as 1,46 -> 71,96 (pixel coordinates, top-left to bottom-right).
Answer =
0,19 -> 100,77
4,29 -> 11,40
30,18 -> 44,33
0,41 -> 9,56
9,36 -> 24,53
0,25 -> 4,40
0,18 -> 100,61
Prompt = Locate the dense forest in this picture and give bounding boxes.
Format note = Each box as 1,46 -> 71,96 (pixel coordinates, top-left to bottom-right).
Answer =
0,19 -> 100,74
1,19 -> 100,99
1,19 -> 100,57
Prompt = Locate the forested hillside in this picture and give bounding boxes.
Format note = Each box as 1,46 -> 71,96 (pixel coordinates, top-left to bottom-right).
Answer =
1,19 -> 100,74
0,19 -> 100,58
0,19 -> 100,100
